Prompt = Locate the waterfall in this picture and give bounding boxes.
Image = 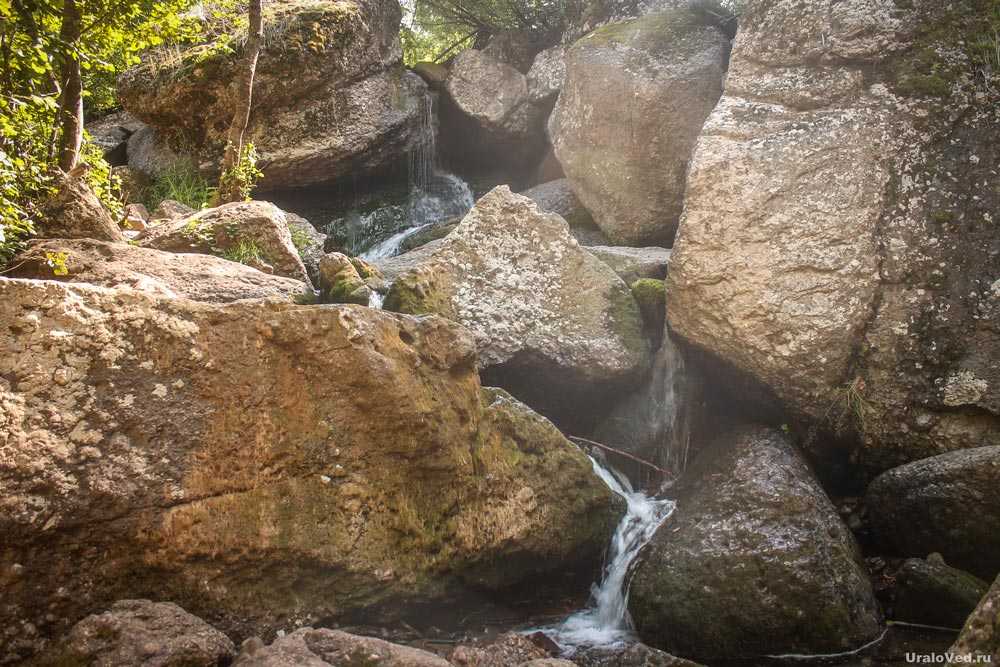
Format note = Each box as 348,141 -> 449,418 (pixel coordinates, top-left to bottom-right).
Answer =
542,457 -> 675,653
337,88 -> 473,259
355,174 -> 474,260
408,92 -> 436,193
361,223 -> 434,261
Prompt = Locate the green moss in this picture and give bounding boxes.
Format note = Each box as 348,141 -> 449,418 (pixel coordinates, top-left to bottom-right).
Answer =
383,271 -> 452,316
289,226 -> 315,258
897,73 -> 953,97
383,278 -> 434,314
605,284 -> 647,354
630,278 -> 666,330
293,289 -> 320,305
930,210 -> 955,224
580,9 -> 703,55
221,238 -> 266,266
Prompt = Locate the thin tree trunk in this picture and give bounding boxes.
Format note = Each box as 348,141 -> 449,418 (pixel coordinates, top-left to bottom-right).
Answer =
216,0 -> 263,204
56,0 -> 83,172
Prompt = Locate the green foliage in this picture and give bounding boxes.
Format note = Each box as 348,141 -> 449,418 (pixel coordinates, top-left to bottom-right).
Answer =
401,20 -> 473,66
970,0 -> 1000,73
289,225 -> 314,258
0,0 -> 197,264
0,95 -> 55,263
80,139 -> 123,219
143,161 -> 213,210
219,142 -> 263,202
403,0 -> 563,64
221,237 -> 265,265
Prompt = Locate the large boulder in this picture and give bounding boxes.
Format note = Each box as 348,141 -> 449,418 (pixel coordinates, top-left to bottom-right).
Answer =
250,68 -> 430,189
40,600 -> 235,667
949,575 -> 1000,666
6,238 -> 309,303
666,0 -> 1000,471
140,200 -> 311,284
520,179 -> 607,246
285,212 -> 327,284
629,426 -> 881,661
0,278 -> 619,663
866,446 -> 1000,580
526,45 -> 566,104
383,186 -> 649,428
549,10 -> 728,246
85,111 -> 143,166
125,124 -> 183,178
233,628 -> 449,667
441,49 -> 549,170
38,168 -> 126,243
890,556 -> 989,629
118,0 -> 427,189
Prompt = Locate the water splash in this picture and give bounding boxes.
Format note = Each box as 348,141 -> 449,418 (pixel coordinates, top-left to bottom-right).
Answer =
355,173 -> 473,260
361,223 -> 434,261
368,291 -> 384,309
542,458 -> 675,653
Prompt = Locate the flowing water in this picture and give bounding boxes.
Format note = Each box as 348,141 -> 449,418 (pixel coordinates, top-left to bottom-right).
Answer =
354,173 -> 473,260
542,458 -> 676,654
361,222 -> 434,261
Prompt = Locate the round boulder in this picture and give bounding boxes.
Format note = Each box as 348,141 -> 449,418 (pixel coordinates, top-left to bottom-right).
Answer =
629,425 -> 881,661
549,10 -> 728,246
866,446 -> 1000,581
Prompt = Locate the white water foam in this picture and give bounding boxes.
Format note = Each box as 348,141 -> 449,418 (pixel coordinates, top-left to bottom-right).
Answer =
542,457 -> 675,653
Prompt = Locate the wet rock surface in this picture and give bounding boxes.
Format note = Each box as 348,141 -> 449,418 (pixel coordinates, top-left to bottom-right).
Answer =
0,278 -> 619,662
890,556 -> 989,629
866,446 -> 1000,581
948,575 -> 1000,665
6,238 -> 309,303
630,425 -> 881,660
549,10 -> 728,246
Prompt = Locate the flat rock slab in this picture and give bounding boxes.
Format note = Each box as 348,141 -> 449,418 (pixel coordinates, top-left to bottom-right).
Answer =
7,238 -> 309,303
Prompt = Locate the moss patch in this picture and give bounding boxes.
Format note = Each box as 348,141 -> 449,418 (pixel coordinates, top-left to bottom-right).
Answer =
580,9 -> 708,56
605,284 -> 648,355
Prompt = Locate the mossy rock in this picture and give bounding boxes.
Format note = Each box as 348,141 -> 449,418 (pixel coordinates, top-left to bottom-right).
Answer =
630,278 -> 666,332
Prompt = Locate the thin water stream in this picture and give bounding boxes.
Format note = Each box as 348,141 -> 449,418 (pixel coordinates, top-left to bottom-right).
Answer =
542,457 -> 675,654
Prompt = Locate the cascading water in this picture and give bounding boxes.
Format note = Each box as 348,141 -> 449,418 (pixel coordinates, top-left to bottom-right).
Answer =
408,92 -> 436,193
331,90 -> 474,260
542,457 -> 675,653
